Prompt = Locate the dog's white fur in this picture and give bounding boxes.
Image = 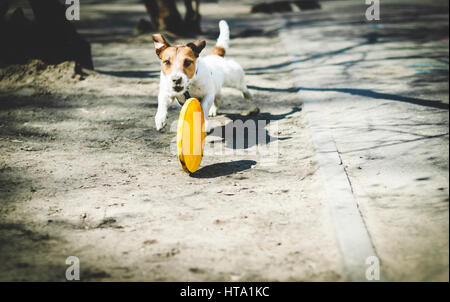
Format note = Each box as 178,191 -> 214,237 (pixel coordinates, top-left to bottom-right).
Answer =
154,20 -> 253,131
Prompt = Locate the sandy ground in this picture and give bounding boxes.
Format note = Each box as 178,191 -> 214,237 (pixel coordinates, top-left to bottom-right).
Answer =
280,0 -> 449,281
0,1 -> 344,281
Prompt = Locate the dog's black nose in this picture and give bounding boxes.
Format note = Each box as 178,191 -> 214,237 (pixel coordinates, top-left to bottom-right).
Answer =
172,77 -> 182,85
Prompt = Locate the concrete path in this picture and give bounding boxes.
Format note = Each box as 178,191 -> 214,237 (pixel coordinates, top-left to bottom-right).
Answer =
279,0 -> 449,281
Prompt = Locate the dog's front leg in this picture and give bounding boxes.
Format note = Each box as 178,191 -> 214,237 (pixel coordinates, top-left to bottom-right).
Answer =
201,94 -> 215,133
155,92 -> 173,131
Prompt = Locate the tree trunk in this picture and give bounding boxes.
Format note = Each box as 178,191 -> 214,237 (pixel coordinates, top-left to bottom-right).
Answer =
184,0 -> 201,34
24,0 -> 93,69
143,0 -> 184,34
143,0 -> 201,35
0,0 -> 10,22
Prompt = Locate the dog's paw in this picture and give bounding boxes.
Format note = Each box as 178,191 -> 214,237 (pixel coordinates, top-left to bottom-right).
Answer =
155,113 -> 167,131
208,105 -> 218,117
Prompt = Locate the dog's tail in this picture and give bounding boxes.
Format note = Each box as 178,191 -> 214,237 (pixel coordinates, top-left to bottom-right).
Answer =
211,20 -> 229,57
217,20 -> 230,50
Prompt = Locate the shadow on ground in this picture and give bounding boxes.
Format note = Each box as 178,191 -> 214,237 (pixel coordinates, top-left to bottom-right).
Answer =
208,107 -> 300,150
190,159 -> 257,178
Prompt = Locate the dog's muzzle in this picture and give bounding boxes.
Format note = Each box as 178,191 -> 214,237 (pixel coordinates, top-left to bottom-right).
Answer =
173,86 -> 184,92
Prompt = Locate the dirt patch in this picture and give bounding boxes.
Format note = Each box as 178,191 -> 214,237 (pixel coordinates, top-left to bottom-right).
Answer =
0,60 -> 86,92
0,0 -> 343,281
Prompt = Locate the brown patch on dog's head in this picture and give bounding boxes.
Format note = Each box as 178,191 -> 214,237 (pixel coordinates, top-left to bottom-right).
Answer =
153,36 -> 206,79
211,46 -> 226,57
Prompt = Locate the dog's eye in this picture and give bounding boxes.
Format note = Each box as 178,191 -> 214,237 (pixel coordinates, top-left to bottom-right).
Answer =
184,60 -> 192,67
163,60 -> 170,65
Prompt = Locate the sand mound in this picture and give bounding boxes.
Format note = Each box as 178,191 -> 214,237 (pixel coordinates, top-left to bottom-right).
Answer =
0,59 -> 86,92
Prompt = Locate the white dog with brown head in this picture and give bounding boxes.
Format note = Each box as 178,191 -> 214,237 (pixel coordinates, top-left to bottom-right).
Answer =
152,20 -> 253,131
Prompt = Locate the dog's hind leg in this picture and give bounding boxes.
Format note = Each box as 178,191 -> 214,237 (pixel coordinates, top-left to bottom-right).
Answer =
237,74 -> 259,115
242,85 -> 253,100
235,70 -> 253,100
239,76 -> 253,100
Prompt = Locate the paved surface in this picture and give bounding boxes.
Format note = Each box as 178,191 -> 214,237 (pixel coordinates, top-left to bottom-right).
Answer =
280,0 -> 449,281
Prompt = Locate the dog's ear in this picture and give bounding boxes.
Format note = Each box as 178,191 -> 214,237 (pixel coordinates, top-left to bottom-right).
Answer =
186,40 -> 206,57
152,34 -> 170,58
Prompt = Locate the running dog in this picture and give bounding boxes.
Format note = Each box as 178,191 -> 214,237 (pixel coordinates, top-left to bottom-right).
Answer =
152,20 -> 253,131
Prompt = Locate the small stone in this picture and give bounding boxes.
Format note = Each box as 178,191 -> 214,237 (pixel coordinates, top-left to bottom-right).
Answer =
241,106 -> 260,116
189,267 -> 204,273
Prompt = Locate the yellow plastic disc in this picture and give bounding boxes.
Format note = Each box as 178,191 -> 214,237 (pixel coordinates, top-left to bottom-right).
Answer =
177,98 -> 205,174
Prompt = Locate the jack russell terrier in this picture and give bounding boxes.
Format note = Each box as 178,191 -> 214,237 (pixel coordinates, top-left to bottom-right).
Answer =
152,20 -> 253,131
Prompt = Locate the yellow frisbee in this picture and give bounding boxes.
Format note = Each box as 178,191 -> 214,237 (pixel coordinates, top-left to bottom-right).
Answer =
177,98 -> 205,174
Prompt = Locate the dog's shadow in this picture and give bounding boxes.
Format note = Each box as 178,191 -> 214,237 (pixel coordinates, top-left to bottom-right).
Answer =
208,107 -> 301,149
190,160 -> 256,178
